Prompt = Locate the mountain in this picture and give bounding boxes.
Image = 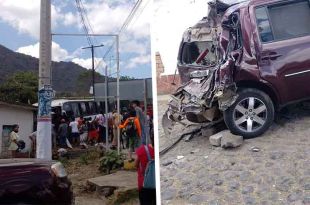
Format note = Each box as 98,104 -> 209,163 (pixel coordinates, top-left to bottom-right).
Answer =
0,44 -> 105,96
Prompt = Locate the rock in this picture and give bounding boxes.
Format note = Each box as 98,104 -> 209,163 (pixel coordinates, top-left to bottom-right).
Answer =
242,186 -> 254,194
189,194 -> 209,203
303,196 -> 310,204
201,127 -> 216,137
209,131 -> 224,146
287,191 -> 302,202
304,183 -> 310,190
220,132 -> 243,148
243,196 -> 256,205
190,148 -> 200,154
161,189 -> 176,201
229,181 -> 240,191
162,160 -> 173,166
215,180 -> 223,186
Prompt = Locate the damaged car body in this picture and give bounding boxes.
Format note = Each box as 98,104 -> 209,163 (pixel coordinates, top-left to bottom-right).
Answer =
163,0 -> 310,138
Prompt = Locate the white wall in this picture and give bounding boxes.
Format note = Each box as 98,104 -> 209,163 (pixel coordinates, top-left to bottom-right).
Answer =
0,105 -> 34,154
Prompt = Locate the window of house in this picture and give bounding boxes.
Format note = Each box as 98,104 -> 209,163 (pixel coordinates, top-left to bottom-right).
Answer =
256,0 -> 310,43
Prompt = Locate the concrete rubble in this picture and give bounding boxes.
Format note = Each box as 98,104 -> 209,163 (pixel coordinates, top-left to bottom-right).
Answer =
209,130 -> 243,148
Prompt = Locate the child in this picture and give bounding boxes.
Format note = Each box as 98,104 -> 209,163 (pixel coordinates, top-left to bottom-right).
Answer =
119,110 -> 141,161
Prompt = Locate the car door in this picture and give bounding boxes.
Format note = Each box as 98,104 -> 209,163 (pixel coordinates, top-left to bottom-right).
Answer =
251,0 -> 310,104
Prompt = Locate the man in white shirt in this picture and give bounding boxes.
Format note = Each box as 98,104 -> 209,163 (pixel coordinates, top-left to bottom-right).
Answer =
69,119 -> 79,146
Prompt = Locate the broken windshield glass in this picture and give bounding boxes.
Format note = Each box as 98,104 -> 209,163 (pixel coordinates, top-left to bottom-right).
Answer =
180,41 -> 216,66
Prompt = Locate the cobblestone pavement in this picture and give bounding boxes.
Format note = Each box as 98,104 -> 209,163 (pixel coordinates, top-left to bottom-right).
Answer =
158,95 -> 310,205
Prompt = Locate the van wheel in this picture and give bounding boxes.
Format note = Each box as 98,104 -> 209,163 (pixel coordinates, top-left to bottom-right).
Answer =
223,88 -> 274,138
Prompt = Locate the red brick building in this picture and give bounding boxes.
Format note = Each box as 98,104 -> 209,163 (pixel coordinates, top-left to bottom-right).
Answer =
156,52 -> 181,95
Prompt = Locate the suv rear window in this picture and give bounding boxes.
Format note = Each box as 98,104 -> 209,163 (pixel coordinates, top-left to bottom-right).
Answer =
256,0 -> 310,43
180,41 -> 216,66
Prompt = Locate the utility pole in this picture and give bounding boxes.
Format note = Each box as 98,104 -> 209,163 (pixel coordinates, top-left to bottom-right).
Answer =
82,44 -> 104,98
37,0 -> 53,159
116,35 -> 121,155
105,64 -> 109,150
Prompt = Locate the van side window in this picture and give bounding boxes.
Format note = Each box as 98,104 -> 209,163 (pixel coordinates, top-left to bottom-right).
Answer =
89,102 -> 97,114
255,7 -> 274,42
71,102 -> 80,118
268,1 -> 310,41
79,102 -> 87,115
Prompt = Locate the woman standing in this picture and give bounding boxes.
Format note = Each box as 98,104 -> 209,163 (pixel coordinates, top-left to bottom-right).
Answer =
8,124 -> 20,158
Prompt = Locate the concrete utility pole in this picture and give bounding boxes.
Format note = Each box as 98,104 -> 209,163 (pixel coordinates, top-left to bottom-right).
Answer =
116,35 -> 121,155
37,0 -> 53,159
105,65 -> 109,150
82,44 -> 104,98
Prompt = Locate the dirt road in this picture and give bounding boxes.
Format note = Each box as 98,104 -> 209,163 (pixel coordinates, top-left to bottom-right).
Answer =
158,95 -> 310,205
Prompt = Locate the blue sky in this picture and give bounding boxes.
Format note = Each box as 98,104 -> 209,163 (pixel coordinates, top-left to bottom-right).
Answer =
0,0 -> 152,79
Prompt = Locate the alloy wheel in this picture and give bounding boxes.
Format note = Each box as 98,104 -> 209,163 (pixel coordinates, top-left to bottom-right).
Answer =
232,97 -> 268,133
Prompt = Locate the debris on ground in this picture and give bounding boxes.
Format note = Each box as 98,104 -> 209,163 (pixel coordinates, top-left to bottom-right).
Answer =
177,156 -> 184,160
209,130 -> 243,148
57,148 -> 68,157
250,146 -> 260,152
190,148 -> 200,154
220,132 -> 243,148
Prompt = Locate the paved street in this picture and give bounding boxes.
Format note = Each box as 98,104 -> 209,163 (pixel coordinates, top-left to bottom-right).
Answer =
158,95 -> 310,205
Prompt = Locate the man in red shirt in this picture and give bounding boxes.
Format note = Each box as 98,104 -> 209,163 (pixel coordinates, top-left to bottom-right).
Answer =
135,136 -> 156,205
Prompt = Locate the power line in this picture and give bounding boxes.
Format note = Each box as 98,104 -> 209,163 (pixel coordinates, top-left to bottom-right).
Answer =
94,0 -> 143,71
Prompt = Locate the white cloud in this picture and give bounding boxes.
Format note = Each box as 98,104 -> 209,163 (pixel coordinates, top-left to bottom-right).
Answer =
17,42 -> 69,62
120,35 -> 150,56
72,57 -> 107,70
0,0 -> 65,39
63,12 -> 77,26
152,0 -> 210,74
127,54 -> 151,69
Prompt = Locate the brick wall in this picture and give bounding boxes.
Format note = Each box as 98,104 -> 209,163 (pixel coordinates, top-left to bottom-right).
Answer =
156,52 -> 181,95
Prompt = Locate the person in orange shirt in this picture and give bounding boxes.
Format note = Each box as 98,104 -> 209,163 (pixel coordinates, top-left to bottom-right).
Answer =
119,109 -> 141,161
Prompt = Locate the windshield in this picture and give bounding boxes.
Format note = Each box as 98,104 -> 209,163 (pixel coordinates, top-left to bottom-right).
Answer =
180,41 -> 216,66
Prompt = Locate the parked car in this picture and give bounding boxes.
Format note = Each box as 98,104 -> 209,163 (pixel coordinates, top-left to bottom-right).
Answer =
0,158 -> 73,204
163,0 -> 310,138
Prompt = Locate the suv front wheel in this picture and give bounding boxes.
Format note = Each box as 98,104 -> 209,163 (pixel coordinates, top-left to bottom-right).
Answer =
223,88 -> 274,138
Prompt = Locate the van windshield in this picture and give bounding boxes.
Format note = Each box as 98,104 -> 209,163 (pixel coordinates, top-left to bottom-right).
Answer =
180,41 -> 216,66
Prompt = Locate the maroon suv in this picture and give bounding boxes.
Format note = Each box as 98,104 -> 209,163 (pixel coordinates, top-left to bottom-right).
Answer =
0,158 -> 73,204
163,0 -> 310,138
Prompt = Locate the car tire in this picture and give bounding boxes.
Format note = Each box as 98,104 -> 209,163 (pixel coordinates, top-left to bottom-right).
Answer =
223,88 -> 274,138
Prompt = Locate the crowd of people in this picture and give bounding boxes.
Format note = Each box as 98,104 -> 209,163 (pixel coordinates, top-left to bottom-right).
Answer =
52,100 -> 153,154
8,100 -> 156,204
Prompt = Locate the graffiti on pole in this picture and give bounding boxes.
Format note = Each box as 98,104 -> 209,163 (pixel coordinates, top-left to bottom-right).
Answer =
38,85 -> 55,119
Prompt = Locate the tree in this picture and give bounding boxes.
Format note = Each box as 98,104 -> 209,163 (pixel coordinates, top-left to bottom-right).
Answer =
0,71 -> 38,104
120,75 -> 135,81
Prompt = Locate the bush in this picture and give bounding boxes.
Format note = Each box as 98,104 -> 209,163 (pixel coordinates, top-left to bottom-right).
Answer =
79,151 -> 99,165
99,150 -> 124,174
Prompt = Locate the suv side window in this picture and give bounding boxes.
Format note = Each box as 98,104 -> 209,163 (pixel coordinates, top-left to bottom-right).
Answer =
256,0 -> 310,43
255,7 -> 274,43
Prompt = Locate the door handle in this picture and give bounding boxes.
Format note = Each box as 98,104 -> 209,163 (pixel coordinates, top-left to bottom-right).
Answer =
261,53 -> 282,61
269,54 -> 282,60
